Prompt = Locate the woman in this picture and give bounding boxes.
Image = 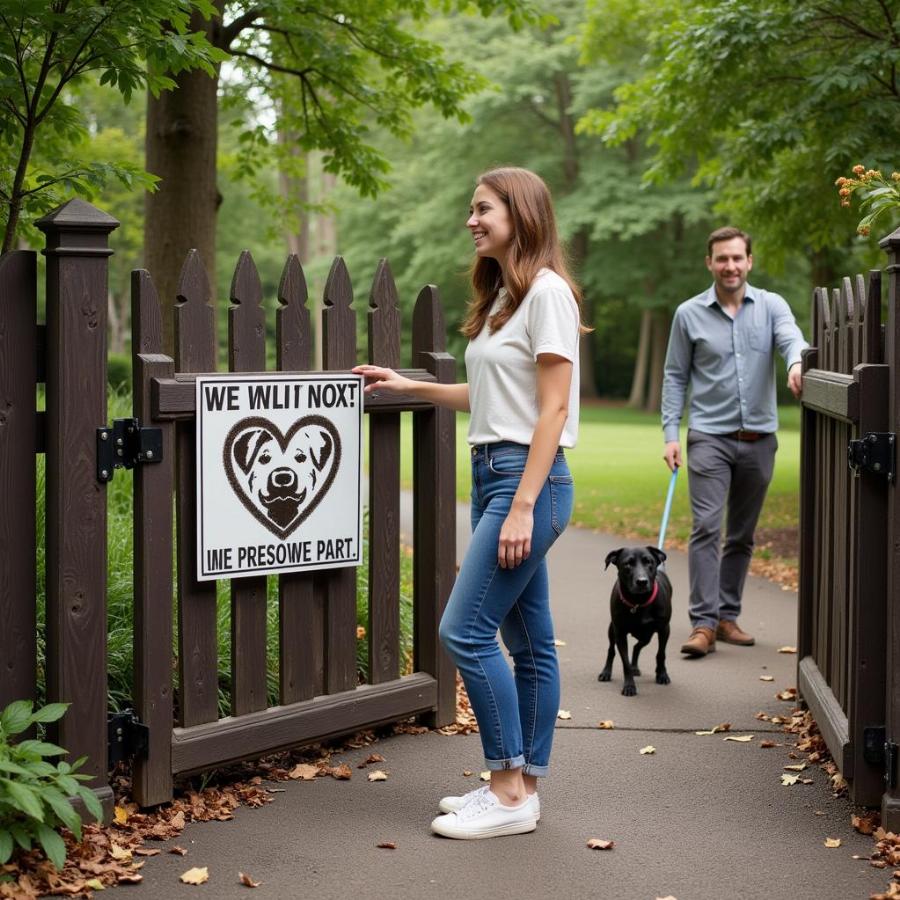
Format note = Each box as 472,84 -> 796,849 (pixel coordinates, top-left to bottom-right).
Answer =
353,167 -> 586,840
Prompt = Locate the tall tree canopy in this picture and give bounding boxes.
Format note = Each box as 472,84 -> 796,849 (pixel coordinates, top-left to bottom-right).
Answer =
144,0 -> 541,348
0,0 -> 223,251
580,0 -> 900,282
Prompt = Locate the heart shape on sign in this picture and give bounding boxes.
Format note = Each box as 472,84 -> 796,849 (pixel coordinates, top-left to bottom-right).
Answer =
223,415 -> 341,539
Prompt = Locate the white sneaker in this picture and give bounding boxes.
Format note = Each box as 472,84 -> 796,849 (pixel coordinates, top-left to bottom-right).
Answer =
431,789 -> 537,839
439,785 -> 541,820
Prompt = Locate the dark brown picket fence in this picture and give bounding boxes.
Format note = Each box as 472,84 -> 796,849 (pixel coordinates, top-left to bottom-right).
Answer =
0,198 -> 457,813
798,226 -> 900,825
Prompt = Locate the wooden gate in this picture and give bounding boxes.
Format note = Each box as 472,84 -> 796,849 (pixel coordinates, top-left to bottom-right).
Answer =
130,250 -> 458,806
0,197 -> 458,814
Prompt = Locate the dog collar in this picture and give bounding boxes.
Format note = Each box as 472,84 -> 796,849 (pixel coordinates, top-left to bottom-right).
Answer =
618,581 -> 659,612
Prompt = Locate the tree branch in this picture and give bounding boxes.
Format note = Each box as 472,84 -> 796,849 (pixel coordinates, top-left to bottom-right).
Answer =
220,7 -> 263,49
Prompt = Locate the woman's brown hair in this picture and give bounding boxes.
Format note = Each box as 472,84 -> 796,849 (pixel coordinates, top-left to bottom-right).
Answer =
460,167 -> 589,338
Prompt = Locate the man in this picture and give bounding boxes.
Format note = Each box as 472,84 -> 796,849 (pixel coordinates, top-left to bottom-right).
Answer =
661,226 -> 807,657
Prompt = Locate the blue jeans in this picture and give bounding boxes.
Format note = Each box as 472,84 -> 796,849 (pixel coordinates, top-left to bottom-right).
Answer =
439,442 -> 574,776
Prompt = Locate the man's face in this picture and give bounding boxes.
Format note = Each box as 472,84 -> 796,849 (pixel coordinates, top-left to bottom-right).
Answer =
705,237 -> 752,298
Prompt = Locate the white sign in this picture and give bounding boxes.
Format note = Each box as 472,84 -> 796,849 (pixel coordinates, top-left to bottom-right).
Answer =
196,373 -> 363,580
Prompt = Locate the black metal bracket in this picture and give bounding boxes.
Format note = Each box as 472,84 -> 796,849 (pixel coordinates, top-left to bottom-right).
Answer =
108,709 -> 149,768
848,432 -> 895,482
886,741 -> 899,789
97,418 -> 162,483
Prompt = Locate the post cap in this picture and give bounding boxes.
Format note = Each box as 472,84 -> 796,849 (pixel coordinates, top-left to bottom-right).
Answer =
878,224 -> 900,250
36,198 -> 119,233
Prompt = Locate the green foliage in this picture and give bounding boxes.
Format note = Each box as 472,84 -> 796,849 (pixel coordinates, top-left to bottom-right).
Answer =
837,166 -> 900,237
0,0 -> 227,248
0,700 -> 101,871
107,353 -> 131,391
581,0 -> 900,267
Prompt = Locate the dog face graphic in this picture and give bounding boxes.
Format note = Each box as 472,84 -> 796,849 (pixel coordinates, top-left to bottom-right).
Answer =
223,415 -> 341,538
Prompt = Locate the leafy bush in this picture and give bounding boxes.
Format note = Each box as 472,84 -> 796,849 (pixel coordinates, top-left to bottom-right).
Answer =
106,352 -> 131,391
0,700 -> 102,871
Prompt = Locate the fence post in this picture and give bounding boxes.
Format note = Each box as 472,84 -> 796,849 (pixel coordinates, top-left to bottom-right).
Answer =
881,225 -> 900,830
36,199 -> 119,818
0,250 -> 37,712
412,285 -> 457,726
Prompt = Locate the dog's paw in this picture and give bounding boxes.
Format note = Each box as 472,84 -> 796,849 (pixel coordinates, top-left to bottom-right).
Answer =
597,671 -> 612,682
631,667 -> 642,677
621,683 -> 637,697
656,672 -> 671,685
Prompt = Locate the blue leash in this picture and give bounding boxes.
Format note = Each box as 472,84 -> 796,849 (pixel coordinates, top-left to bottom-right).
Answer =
657,466 -> 679,554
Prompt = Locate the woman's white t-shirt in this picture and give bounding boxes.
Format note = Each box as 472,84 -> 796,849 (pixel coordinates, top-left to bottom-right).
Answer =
464,268 -> 580,448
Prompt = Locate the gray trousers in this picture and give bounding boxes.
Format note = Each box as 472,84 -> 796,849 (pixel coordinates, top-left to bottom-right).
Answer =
685,430 -> 777,629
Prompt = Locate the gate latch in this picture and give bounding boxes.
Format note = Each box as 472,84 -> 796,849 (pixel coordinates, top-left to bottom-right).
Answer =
108,709 -> 149,768
97,418 -> 162,483
848,432 -> 895,481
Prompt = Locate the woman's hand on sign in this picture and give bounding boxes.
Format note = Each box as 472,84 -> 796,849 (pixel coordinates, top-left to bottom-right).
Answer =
352,365 -> 413,395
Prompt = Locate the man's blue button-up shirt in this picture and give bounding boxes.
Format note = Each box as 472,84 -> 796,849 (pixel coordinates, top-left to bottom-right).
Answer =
661,283 -> 808,442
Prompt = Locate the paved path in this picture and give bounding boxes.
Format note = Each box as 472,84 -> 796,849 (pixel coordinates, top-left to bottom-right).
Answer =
125,500 -> 885,900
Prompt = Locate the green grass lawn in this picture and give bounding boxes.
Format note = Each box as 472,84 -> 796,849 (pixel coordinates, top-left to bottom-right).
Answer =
399,402 -> 801,565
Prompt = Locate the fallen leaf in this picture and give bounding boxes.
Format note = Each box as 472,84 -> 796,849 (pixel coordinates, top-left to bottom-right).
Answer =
778,646 -> 798,654
759,675 -> 775,682
597,720 -> 615,730
109,843 -> 132,862
479,771 -> 491,782
784,763 -> 807,771
586,838 -> 615,850
180,867 -> 209,885
695,723 -> 731,735
462,770 -> 473,776
832,773 -> 848,791
289,763 -> 318,781
760,741 -> 777,748
656,896 -> 678,900
113,806 -> 130,826
329,763 -> 352,780
852,813 -> 880,835
800,778 -> 814,784
824,837 -> 841,848
557,710 -> 572,720
239,872 -> 261,888
85,879 -> 105,891
367,770 -> 388,782
554,639 -> 567,647
776,688 -> 798,701
640,745 -> 656,755
170,847 -> 188,856
815,811 -> 826,816
781,773 -> 800,786
723,735 -> 754,743
376,842 -> 397,850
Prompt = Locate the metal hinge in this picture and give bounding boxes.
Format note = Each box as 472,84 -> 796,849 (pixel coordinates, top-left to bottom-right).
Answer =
887,741 -> 899,790
848,432 -> 895,482
108,709 -> 149,768
97,418 -> 162,483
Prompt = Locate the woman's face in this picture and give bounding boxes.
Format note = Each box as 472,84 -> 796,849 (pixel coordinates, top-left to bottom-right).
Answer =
466,183 -> 513,265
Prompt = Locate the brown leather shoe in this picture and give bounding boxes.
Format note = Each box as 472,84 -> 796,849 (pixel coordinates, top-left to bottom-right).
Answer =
716,620 -> 755,646
681,626 -> 716,657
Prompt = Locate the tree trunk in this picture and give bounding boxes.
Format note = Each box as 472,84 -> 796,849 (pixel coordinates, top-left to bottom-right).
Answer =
144,8 -> 222,355
277,132 -> 310,261
644,310 -> 670,413
311,162 -> 337,369
627,308 -> 653,408
107,290 -> 125,355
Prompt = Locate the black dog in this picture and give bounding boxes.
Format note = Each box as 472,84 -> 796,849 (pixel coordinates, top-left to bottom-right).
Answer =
598,546 -> 672,696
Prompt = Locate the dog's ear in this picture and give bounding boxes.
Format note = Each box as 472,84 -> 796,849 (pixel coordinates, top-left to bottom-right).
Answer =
604,549 -> 621,570
648,546 -> 667,565
232,427 -> 273,475
309,429 -> 334,471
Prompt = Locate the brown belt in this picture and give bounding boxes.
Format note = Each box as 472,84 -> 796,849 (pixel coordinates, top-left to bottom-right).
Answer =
724,430 -> 769,442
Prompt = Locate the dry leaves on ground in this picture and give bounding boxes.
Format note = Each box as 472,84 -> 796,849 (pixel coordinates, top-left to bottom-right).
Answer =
367,770 -> 389,782
239,871 -> 261,888
781,773 -> 801,786
557,710 -> 572,720
776,688 -> 799,701
586,838 -> 615,850
479,771 -> 491,782
597,720 -> 615,730
824,838 -> 841,848
376,842 -> 397,850
759,675 -> 775,682
778,646 -> 798,654
437,675 -> 479,735
640,746 -> 656,755
180,867 -> 210,885
723,735 -> 754,743
695,723 -> 731,736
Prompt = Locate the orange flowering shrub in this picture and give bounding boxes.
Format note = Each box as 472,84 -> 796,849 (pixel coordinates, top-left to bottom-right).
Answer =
835,164 -> 900,237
